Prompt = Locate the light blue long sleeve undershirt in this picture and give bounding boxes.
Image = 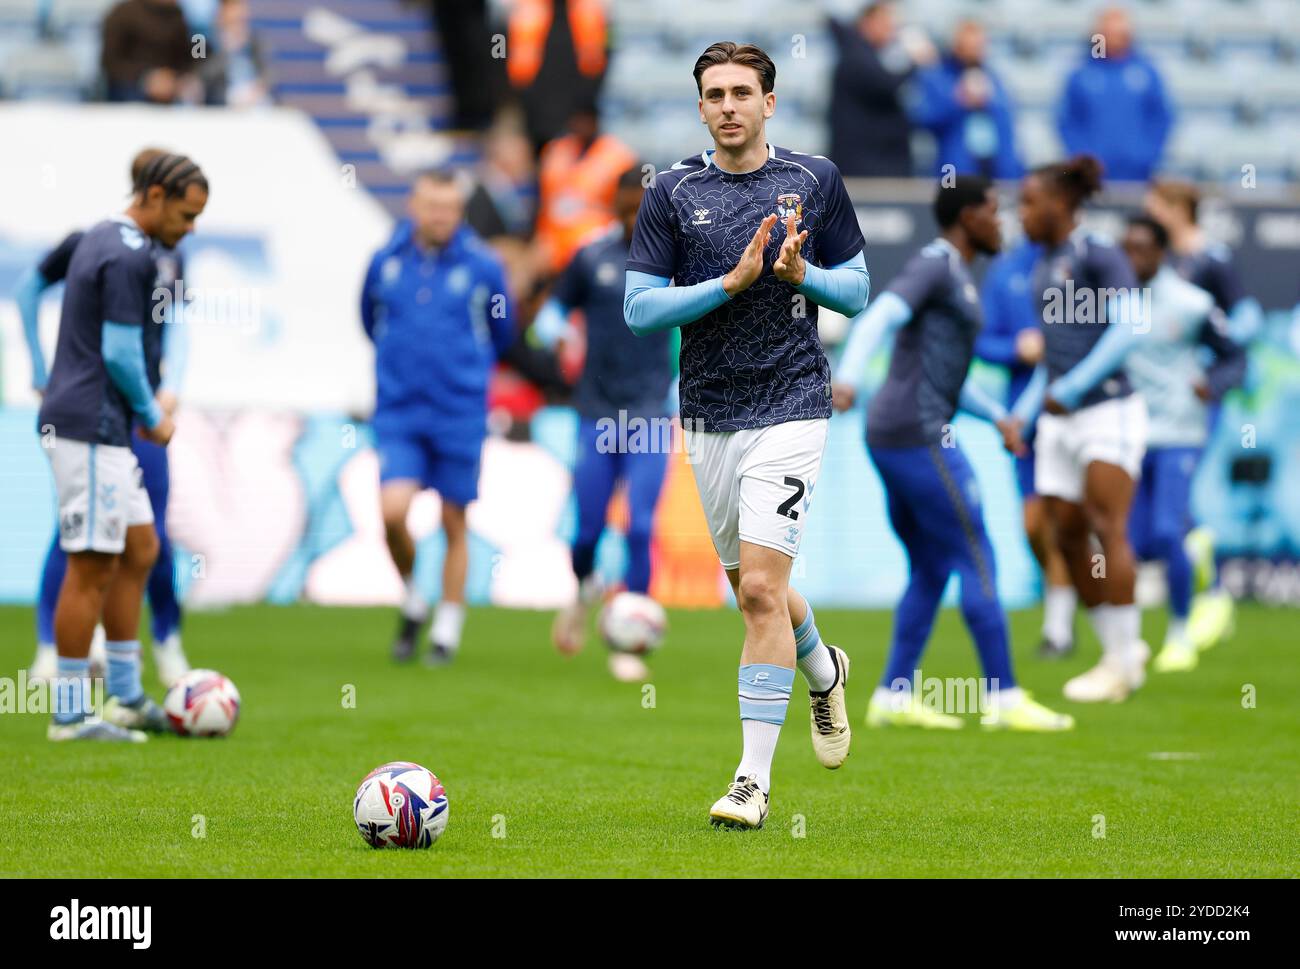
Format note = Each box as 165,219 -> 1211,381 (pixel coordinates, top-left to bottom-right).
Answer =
796,251 -> 870,318
1047,320 -> 1142,412
160,312 -> 190,395
102,321 -> 163,429
17,268 -> 51,390
1013,318 -> 1142,425
624,250 -> 870,336
957,380 -> 1008,423
1228,297 -> 1263,344
623,272 -> 732,335
834,291 -> 912,389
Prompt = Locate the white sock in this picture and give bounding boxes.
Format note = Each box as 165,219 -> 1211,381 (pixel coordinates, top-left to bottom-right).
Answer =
735,720 -> 781,793
798,643 -> 838,693
432,601 -> 466,650
1043,585 -> 1077,645
1167,617 -> 1189,646
401,574 -> 428,622
155,632 -> 183,653
1113,603 -> 1141,660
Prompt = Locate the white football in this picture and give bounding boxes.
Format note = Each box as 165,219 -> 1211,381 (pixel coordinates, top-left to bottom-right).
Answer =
163,668 -> 241,737
353,761 -> 449,849
598,592 -> 667,654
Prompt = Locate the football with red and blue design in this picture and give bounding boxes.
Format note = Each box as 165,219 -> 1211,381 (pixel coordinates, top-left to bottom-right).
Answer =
353,761 -> 449,849
163,669 -> 241,737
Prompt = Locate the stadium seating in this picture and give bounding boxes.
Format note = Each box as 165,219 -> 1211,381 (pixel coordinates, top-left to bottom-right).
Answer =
0,0 -> 1296,185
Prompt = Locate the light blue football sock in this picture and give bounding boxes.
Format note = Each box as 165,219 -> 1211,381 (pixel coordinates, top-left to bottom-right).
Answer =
794,604 -> 837,692
53,656 -> 90,725
106,640 -> 144,705
737,664 -> 794,792
738,664 -> 794,724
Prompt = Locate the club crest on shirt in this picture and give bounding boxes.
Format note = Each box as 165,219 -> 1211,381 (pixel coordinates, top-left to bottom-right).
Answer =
775,192 -> 802,224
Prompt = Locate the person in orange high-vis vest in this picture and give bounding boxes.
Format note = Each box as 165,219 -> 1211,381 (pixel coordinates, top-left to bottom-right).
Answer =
507,0 -> 607,90
534,109 -> 637,275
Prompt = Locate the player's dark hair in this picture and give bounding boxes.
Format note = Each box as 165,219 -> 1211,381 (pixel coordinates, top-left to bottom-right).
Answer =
1033,154 -> 1104,211
133,152 -> 208,199
693,42 -> 776,95
130,147 -> 167,185
933,175 -> 992,229
1150,178 -> 1199,222
1127,213 -> 1169,250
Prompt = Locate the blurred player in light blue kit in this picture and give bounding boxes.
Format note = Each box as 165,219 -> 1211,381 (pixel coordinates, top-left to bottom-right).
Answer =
1145,178 -> 1260,649
36,153 -> 208,741
624,42 -> 870,828
834,176 -> 1073,732
539,166 -> 676,682
1119,214 -> 1245,671
18,147 -> 192,690
361,171 -> 514,666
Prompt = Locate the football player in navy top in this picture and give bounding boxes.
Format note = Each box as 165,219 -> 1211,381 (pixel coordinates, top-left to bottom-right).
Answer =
1012,156 -> 1152,704
538,166 -> 676,683
624,42 -> 870,828
834,176 -> 1074,732
38,153 -> 208,742
17,147 -> 192,691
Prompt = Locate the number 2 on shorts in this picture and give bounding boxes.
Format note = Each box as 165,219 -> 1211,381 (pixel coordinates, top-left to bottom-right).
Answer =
777,475 -> 805,520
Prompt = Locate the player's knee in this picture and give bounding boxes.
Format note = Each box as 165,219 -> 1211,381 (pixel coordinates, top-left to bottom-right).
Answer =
125,529 -> 160,574
737,570 -> 782,619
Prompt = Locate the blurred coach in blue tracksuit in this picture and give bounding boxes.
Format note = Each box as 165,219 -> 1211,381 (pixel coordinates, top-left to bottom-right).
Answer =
1055,6 -> 1174,183
911,19 -> 1021,180
361,170 -> 514,666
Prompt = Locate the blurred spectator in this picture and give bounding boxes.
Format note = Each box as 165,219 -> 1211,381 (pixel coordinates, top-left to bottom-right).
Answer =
533,107 -> 635,276
101,0 -> 200,104
465,122 -> 538,244
827,1 -> 936,178
1055,6 -> 1174,183
464,119 -> 541,304
198,0 -> 269,107
429,0 -> 508,131
911,20 -> 1021,180
507,0 -> 610,152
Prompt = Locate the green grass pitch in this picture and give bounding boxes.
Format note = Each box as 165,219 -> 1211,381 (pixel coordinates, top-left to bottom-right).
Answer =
0,602 -> 1295,877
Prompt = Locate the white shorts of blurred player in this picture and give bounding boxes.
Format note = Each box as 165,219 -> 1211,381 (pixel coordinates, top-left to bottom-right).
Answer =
684,418 -> 828,570
45,437 -> 153,554
1035,393 -> 1148,503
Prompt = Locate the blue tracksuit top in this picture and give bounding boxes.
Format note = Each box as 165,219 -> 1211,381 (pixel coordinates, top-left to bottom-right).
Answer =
361,220 -> 514,442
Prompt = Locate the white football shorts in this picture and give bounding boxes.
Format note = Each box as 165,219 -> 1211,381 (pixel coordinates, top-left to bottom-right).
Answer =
1035,393 -> 1148,503
684,418 -> 828,570
45,437 -> 153,554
